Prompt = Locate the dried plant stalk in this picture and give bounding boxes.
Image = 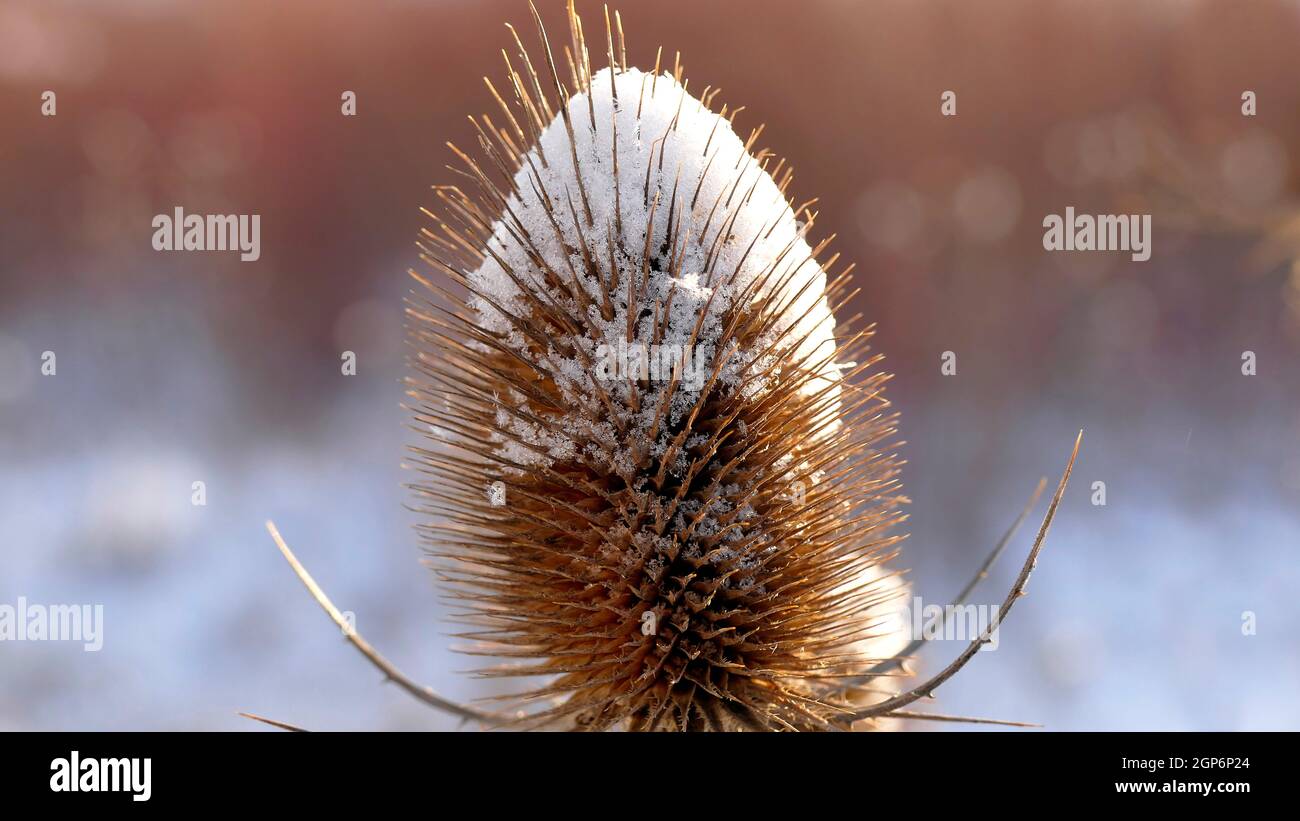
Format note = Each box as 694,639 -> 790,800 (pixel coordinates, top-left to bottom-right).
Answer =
400,1 -> 1078,732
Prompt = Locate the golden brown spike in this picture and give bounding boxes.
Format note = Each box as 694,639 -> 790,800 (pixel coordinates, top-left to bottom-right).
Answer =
406,3 -> 1072,733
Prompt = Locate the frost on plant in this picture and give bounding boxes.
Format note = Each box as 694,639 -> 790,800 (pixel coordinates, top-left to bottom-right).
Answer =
407,2 -> 913,731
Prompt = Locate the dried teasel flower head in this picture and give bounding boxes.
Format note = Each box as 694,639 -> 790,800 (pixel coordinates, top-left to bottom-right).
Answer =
406,2 -> 911,731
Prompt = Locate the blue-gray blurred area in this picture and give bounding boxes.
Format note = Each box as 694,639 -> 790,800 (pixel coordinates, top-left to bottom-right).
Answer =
1,0 -> 1297,730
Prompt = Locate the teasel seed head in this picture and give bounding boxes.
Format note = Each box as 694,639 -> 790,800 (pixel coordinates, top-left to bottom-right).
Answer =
406,2 -> 908,731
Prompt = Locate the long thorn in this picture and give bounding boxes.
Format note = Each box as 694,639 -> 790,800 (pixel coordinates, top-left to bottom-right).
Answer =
238,711 -> 311,732
843,431 -> 1082,723
265,520 -> 507,726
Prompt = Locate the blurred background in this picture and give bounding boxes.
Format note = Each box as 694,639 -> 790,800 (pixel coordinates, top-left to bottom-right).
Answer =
1,0 -> 1298,731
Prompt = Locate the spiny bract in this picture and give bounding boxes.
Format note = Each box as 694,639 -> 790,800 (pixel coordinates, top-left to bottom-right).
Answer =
407,2 -> 908,731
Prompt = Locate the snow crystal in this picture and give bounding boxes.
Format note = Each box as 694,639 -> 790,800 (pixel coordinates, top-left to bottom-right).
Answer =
467,67 -> 843,473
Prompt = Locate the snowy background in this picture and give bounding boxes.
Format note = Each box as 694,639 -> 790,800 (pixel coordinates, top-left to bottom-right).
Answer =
1,0 -> 1298,730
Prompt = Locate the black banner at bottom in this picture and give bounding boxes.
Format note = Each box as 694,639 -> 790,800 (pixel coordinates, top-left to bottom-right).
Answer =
6,731 -> 1277,807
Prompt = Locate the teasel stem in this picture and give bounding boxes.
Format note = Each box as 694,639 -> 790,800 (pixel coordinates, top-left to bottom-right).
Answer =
237,712 -> 310,732
882,710 -> 1042,728
840,431 -> 1082,725
821,475 -> 1049,701
264,521 -> 509,726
